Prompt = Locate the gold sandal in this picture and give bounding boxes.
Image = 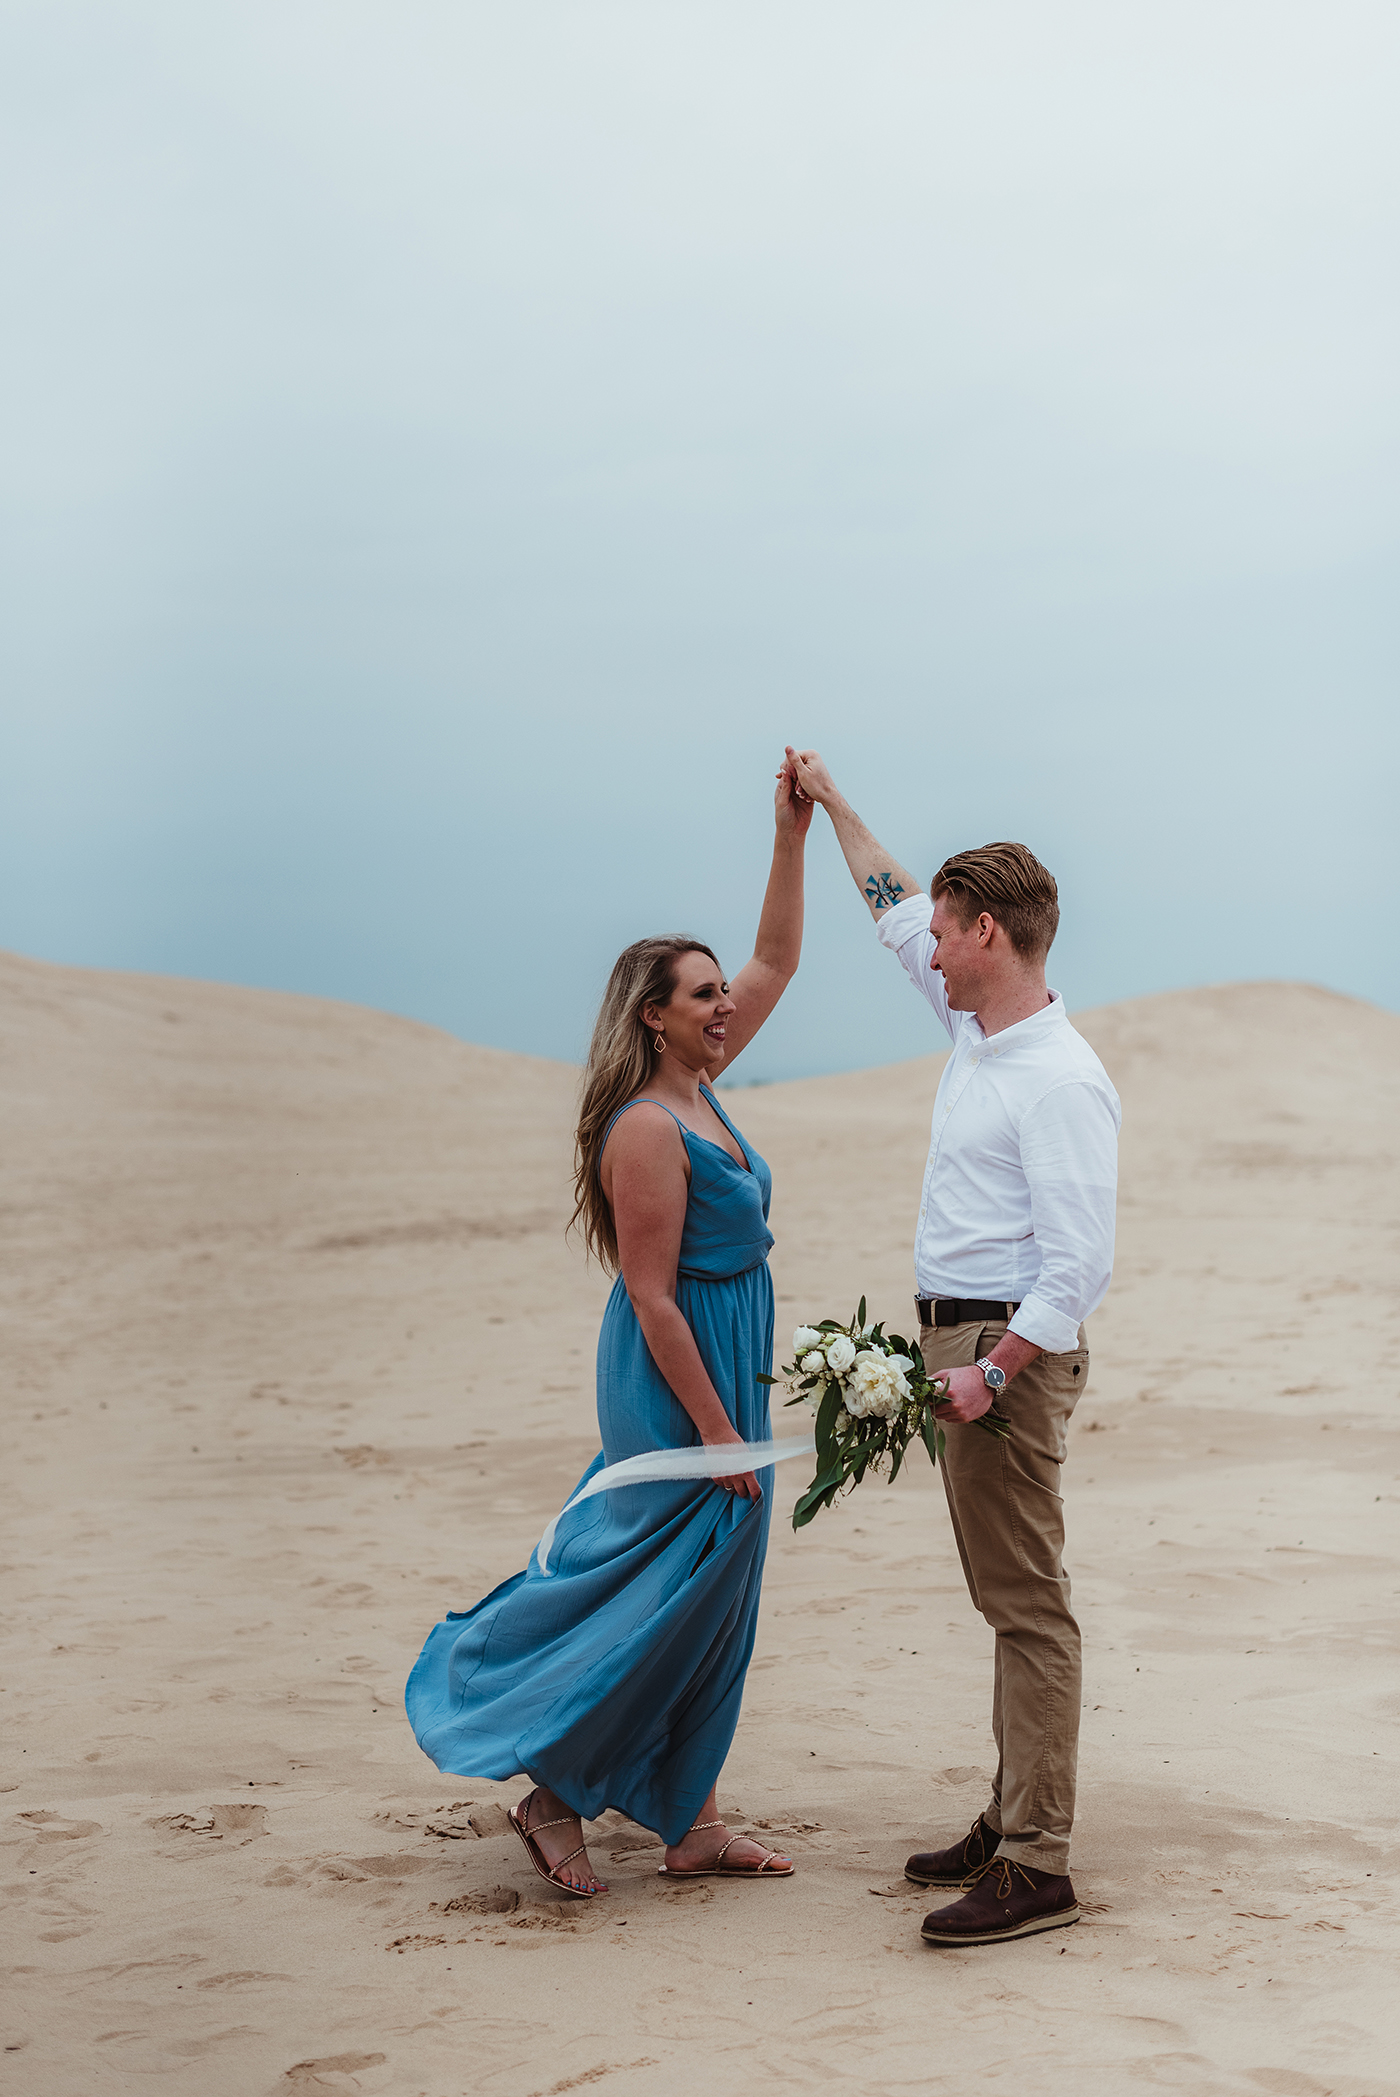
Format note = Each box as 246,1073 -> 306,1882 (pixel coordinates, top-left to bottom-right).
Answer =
508,1787 -> 606,1899
657,1818 -> 795,1879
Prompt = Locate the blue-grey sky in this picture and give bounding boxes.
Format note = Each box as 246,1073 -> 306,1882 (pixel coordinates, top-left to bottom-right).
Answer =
3,1 -> 1396,1079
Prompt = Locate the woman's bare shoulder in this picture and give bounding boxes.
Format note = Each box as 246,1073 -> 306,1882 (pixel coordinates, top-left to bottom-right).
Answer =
600,1099 -> 688,1164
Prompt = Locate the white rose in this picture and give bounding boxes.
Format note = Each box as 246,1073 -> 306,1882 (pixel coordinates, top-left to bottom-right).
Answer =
849,1352 -> 906,1420
886,1354 -> 913,1376
849,1350 -> 887,1388
793,1326 -> 823,1352
800,1350 -> 826,1373
842,1385 -> 869,1419
826,1335 -> 857,1374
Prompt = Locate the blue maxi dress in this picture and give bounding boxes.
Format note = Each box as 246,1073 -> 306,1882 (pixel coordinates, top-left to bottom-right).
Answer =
405,1088 -> 776,1845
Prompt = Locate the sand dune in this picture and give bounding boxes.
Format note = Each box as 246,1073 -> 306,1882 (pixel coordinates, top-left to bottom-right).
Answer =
2,950 -> 1397,2096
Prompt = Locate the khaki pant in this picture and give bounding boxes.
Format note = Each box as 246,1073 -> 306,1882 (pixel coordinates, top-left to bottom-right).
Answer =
919,1317 -> 1088,1875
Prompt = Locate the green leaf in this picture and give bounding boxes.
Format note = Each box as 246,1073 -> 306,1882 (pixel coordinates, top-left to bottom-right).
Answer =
814,1382 -> 843,1466
888,1440 -> 905,1484
755,1372 -> 779,1385
791,1465 -> 844,1528
857,1296 -> 867,1331
845,1450 -> 876,1486
920,1411 -> 941,1467
792,1485 -> 840,1529
797,1448 -> 846,1503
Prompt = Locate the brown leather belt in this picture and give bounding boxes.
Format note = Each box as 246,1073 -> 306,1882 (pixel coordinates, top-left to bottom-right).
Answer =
916,1296 -> 1020,1328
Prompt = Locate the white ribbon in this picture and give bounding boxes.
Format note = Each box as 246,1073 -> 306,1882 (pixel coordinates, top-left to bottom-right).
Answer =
535,1433 -> 817,1576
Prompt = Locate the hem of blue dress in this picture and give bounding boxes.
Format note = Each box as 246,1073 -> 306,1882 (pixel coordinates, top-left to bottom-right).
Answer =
404,1489 -> 768,1843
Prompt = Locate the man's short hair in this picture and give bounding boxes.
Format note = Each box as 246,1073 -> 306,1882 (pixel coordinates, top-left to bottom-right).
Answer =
931,841 -> 1060,960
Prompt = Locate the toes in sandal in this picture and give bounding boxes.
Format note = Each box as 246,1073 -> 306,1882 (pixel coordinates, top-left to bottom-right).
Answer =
658,1819 -> 795,1879
508,1787 -> 605,1900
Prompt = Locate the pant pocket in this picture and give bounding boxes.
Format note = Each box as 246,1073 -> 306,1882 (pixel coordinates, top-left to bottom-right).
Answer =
1039,1349 -> 1088,1460
1046,1347 -> 1090,1398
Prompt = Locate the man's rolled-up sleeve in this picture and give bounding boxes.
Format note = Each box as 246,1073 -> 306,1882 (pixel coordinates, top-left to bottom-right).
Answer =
873,892 -> 954,1038
1008,1080 -> 1120,1355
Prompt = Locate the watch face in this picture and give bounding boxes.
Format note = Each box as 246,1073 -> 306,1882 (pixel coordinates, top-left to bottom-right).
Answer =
984,1365 -> 1006,1389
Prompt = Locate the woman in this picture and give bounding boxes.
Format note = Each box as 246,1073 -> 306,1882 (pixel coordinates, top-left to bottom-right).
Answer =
406,763 -> 811,1895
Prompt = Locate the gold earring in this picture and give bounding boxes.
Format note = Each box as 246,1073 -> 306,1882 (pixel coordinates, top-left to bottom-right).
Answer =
653,1032 -> 665,1055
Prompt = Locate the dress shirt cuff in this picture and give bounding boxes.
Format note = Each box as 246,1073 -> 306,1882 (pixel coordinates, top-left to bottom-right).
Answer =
1008,1297 -> 1084,1355
873,893 -> 932,950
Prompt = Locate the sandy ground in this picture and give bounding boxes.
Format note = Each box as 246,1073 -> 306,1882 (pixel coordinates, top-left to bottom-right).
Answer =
2,948 -> 1398,2097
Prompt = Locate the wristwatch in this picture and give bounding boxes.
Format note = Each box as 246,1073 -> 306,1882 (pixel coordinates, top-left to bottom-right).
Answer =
975,1356 -> 1007,1394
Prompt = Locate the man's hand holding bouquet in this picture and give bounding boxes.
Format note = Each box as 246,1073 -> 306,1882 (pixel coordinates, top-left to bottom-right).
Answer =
760,1299 -> 1012,1530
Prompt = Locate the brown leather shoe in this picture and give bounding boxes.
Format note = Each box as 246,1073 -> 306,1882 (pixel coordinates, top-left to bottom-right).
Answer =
904,1813 -> 999,1888
920,1856 -> 1079,1944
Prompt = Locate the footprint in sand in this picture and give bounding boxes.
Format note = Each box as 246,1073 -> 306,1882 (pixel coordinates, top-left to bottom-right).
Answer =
341,1854 -> 438,1879
441,1885 -> 519,1914
196,1969 -> 293,1989
370,1798 -> 510,1840
430,1885 -> 605,1934
423,1809 -> 479,1839
464,1804 -> 512,1838
17,1812 -> 103,1843
267,1852 -> 443,1890
147,1803 -> 268,1844
282,2055 -> 388,2091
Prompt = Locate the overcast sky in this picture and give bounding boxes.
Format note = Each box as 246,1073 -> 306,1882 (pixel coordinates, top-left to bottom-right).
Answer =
2,0 -> 1396,1079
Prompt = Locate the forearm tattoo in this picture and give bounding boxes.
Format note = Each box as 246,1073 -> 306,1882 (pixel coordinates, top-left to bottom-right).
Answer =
865,871 -> 905,911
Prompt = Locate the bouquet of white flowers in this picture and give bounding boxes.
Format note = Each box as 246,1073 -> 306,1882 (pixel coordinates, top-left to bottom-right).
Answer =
760,1298 -> 1011,1530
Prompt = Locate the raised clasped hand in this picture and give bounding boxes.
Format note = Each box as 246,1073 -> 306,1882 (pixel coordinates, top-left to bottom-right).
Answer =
773,756 -> 816,840
932,1364 -> 998,1426
783,745 -> 836,807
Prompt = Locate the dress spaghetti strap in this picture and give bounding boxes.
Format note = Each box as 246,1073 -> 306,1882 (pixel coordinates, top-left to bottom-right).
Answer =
598,1095 -> 688,1168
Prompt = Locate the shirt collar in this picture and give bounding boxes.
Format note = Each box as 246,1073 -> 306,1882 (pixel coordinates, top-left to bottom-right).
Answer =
968,989 -> 1065,1051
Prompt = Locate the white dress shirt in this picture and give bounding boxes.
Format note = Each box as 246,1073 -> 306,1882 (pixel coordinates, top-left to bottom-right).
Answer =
875,892 -> 1121,1355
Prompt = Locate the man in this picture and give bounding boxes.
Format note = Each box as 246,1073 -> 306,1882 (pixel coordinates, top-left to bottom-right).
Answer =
786,747 -> 1120,1947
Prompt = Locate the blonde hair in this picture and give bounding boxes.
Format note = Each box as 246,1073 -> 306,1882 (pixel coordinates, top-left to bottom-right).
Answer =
931,841 -> 1059,959
570,935 -> 720,1271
